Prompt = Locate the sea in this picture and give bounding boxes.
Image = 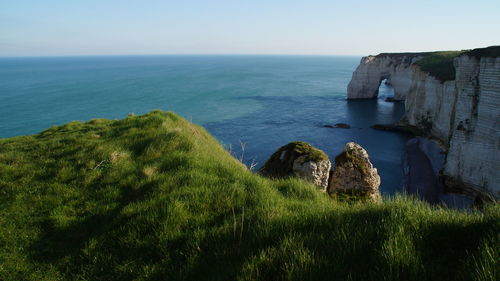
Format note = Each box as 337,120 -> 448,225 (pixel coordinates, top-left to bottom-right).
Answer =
0,55 -> 409,195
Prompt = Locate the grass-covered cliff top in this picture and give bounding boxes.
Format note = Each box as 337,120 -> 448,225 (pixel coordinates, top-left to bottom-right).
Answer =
464,45 -> 500,58
376,46 -> 500,82
0,111 -> 498,281
374,50 -> 463,82
375,52 -> 433,58
414,51 -> 465,82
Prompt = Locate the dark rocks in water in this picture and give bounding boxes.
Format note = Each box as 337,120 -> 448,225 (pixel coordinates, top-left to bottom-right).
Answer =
328,142 -> 381,202
371,123 -> 423,136
334,123 -> 351,129
384,97 -> 403,102
322,123 -> 351,129
259,141 -> 331,189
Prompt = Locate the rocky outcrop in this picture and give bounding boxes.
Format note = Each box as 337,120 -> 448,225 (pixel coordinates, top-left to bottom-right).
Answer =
328,142 -> 381,202
347,46 -> 500,198
259,141 -> 331,189
347,53 -> 427,100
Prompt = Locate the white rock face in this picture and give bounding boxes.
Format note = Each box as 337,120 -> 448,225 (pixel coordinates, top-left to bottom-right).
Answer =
347,55 -> 424,100
402,68 -> 457,142
292,156 -> 331,190
443,56 -> 500,196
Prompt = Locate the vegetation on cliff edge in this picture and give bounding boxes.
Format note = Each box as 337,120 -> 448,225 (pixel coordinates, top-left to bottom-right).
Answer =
409,46 -> 499,82
0,111 -> 498,281
414,51 -> 465,82
464,46 -> 500,59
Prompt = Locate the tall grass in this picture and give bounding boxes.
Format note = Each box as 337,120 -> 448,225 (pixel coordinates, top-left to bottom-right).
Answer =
0,111 -> 498,281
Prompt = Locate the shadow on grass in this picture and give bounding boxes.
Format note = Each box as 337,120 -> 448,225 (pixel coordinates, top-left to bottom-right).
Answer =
27,196 -> 498,281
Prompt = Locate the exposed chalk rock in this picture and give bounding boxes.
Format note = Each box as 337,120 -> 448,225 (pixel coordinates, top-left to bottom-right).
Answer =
328,142 -> 381,202
347,54 -> 425,100
443,55 -> 500,196
259,141 -> 331,189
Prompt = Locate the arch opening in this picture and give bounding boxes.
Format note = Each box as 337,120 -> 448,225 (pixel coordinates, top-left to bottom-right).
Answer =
377,76 -> 396,101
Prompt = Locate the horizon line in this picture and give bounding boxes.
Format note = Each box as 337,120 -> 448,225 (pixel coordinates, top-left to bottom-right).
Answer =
0,53 -> 365,59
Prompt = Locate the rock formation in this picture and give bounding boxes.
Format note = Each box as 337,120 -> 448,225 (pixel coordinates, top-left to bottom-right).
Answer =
347,53 -> 427,100
259,141 -> 331,189
347,46 -> 500,198
328,142 -> 381,202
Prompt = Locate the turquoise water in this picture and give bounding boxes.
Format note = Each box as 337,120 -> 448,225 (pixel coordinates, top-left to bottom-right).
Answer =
0,55 -> 409,194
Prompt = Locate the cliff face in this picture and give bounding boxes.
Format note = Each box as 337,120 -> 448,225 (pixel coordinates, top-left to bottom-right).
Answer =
401,67 -> 457,142
444,55 -> 500,193
347,47 -> 500,197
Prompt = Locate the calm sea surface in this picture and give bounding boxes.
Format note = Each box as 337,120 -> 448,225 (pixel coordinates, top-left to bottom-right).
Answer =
0,55 -> 409,194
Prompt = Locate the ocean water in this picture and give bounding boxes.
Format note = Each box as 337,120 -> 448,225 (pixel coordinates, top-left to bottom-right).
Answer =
0,55 -> 409,194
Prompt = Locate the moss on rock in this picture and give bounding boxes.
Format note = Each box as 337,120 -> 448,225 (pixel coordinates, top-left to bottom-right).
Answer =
259,141 -> 328,179
334,149 -> 370,177
329,142 -> 381,202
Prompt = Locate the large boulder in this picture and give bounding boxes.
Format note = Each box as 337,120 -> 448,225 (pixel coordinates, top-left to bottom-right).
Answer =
259,141 -> 331,190
328,142 -> 381,201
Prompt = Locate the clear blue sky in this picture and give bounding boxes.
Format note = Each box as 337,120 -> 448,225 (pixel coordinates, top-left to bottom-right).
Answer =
1,0 -> 499,56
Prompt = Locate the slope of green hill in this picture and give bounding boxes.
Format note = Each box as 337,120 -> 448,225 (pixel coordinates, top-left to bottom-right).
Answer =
0,111 -> 498,281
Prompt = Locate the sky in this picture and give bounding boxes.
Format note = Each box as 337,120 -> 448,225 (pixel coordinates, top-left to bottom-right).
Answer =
1,0 -> 499,56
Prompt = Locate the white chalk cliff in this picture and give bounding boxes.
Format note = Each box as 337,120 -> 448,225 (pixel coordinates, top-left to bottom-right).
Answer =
347,54 -> 426,100
347,47 -> 500,198
445,55 -> 500,194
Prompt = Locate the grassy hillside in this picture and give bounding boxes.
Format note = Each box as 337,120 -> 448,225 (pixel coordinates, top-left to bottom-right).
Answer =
0,111 -> 498,281
414,51 -> 465,82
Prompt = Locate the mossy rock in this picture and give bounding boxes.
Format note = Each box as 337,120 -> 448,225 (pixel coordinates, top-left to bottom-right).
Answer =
329,142 -> 381,202
334,148 -> 370,177
259,141 -> 328,179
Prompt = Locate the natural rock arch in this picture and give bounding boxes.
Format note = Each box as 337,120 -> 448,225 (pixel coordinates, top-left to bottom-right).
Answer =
347,54 -> 424,100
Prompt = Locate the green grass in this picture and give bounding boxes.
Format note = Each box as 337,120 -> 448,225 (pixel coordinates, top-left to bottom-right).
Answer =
0,111 -> 498,281
375,46 -> 500,82
414,51 -> 465,82
464,46 -> 500,59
